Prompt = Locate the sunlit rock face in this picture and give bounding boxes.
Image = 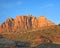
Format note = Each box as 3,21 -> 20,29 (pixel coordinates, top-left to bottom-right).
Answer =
0,16 -> 55,32
0,18 -> 14,32
31,16 -> 38,28
37,16 -> 54,28
14,16 -> 32,31
37,16 -> 47,28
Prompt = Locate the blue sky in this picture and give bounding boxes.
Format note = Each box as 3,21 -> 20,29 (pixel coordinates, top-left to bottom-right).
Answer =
0,0 -> 60,24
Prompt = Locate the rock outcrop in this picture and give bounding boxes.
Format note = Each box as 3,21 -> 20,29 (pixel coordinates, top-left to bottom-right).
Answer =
0,18 -> 14,32
38,16 -> 54,28
0,16 -> 55,32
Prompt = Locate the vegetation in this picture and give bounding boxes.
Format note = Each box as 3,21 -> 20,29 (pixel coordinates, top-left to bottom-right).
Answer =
0,24 -> 60,47
33,43 -> 60,48
58,24 -> 60,26
28,14 -> 36,18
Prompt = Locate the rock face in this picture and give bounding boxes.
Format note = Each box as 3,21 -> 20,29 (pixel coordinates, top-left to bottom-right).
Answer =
14,16 -> 32,31
37,16 -> 54,28
0,16 -> 55,32
0,18 -> 14,32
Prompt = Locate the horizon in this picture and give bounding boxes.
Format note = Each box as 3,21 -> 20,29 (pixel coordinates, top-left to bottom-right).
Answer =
0,0 -> 60,24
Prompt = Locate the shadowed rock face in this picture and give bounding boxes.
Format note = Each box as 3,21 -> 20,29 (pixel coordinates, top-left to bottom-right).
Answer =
0,16 -> 55,32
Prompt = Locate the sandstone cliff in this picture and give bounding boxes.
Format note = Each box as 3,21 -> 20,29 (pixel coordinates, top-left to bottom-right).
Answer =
0,16 -> 55,32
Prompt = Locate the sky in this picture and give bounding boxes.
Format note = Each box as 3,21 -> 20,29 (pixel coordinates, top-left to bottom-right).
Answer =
0,0 -> 60,24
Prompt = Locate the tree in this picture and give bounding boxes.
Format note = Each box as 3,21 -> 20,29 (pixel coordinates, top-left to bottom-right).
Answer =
28,14 -> 32,17
58,24 -> 60,26
28,14 -> 36,18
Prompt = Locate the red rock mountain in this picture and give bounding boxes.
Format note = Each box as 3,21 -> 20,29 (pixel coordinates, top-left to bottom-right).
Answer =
0,16 -> 55,32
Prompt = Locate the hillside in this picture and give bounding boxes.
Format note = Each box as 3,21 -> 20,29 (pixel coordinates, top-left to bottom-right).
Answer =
0,15 -> 60,47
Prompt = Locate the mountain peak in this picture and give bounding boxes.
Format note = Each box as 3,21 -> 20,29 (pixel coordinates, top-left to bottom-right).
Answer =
6,17 -> 14,22
0,16 -> 55,32
38,16 -> 46,20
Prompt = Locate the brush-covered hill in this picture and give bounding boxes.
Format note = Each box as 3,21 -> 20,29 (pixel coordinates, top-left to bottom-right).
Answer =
0,15 -> 60,47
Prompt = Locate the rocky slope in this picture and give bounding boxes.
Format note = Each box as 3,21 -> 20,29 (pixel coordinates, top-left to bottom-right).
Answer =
0,16 -> 55,32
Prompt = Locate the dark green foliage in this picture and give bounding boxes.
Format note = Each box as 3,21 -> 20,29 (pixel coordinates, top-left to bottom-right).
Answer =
33,43 -> 60,48
0,38 -> 30,48
58,24 -> 60,26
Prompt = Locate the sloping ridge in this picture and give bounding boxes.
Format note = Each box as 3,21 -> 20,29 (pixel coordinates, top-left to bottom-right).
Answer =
0,16 -> 55,32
